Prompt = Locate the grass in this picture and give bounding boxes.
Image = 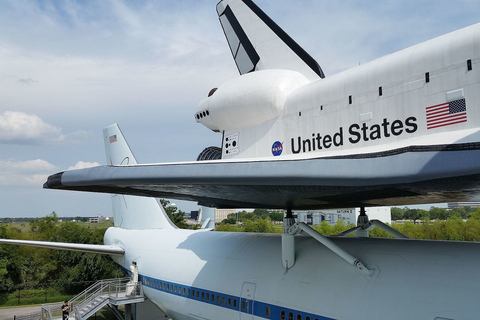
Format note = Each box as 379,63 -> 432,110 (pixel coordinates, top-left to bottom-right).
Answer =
0,288 -> 71,307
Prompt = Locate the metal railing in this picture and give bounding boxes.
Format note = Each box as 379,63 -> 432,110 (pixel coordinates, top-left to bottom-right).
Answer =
13,312 -> 42,320
41,278 -> 143,320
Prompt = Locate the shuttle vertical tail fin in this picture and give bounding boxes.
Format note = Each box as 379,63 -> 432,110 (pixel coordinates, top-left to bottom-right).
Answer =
216,0 -> 324,81
104,124 -> 177,230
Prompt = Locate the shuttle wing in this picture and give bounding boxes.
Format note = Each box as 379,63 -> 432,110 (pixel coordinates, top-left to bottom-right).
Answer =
0,239 -> 124,255
44,145 -> 480,209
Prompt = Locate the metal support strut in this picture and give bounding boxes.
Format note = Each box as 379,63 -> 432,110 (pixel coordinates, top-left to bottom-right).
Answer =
282,208 -> 296,270
337,207 -> 409,239
282,217 -> 373,275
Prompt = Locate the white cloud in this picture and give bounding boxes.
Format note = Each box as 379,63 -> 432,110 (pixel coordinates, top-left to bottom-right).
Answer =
67,161 -> 100,171
0,159 -> 57,186
0,111 -> 63,143
0,111 -> 93,144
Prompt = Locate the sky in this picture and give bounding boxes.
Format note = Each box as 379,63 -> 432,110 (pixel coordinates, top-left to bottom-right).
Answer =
1,0 -> 480,218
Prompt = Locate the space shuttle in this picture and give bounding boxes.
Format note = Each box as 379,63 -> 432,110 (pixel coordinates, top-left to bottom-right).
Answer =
3,0 -> 480,319
44,0 -> 480,210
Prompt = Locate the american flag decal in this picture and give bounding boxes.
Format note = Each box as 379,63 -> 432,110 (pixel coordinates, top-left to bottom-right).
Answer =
426,98 -> 467,129
109,135 -> 117,143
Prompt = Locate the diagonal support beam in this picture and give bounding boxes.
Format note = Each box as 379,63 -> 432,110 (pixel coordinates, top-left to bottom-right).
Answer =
286,222 -> 373,276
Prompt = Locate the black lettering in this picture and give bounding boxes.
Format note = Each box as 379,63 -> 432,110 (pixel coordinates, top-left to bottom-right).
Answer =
349,124 -> 361,144
302,138 -> 311,152
391,120 -> 404,136
369,124 -> 381,140
381,118 -> 390,138
361,123 -> 369,141
291,137 -> 301,154
333,127 -> 343,146
405,116 -> 418,133
311,133 -> 316,151
323,135 -> 332,148
315,133 -> 322,150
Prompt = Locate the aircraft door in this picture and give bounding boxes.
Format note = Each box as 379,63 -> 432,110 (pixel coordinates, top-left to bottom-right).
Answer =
240,282 -> 256,320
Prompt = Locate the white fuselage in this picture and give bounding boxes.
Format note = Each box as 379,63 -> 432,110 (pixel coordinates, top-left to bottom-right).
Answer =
105,227 -> 480,320
197,22 -> 480,161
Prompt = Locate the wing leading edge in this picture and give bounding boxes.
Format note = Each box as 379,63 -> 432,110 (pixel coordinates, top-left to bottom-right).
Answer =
0,239 -> 124,255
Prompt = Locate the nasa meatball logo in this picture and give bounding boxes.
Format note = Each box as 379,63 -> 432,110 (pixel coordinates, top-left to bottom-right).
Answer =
272,141 -> 283,156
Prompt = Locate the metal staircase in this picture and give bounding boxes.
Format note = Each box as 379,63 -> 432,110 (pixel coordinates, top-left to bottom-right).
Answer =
41,278 -> 145,320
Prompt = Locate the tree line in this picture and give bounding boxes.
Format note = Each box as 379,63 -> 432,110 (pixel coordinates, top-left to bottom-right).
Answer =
0,212 -> 124,304
391,206 -> 477,223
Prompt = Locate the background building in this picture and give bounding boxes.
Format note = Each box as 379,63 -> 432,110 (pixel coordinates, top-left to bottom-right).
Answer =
293,207 -> 391,226
214,209 -> 237,222
448,202 -> 480,208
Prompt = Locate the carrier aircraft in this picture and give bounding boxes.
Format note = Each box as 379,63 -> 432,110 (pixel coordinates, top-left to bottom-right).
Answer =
3,0 -> 480,319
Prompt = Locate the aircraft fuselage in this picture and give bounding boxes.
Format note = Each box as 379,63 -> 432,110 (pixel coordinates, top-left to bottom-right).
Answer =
106,227 -> 480,320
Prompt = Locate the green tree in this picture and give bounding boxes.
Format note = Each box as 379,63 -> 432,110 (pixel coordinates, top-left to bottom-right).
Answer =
429,207 -> 448,220
222,213 -> 237,224
159,199 -> 189,228
237,211 -> 254,221
391,207 -> 406,220
404,209 -> 428,224
252,209 -> 269,219
269,211 -> 284,222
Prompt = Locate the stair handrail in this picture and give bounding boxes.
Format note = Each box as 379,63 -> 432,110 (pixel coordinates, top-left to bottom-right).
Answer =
69,277 -> 129,306
71,278 -> 129,317
42,277 -> 143,320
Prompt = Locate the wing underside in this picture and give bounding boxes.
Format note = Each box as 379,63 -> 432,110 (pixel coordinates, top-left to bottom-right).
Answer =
44,143 -> 480,209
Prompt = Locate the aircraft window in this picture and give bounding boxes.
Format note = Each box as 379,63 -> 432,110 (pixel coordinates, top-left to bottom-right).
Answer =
289,312 -> 293,320
174,286 -> 177,293
183,288 -> 185,295
306,317 -> 310,320
211,294 -> 214,302
206,293 -> 210,300
233,299 -> 237,308
299,112 -> 301,116
196,114 -> 200,119
265,306 -> 270,316
297,314 -> 302,320
242,301 -> 246,310
228,298 -> 231,307
379,86 -> 382,96
202,292 -> 205,300
216,295 -> 220,304
348,95 -> 352,105
425,72 -> 430,83
320,105 -> 323,111
197,291 -> 199,298
167,284 -> 170,291
468,59 -> 472,71
281,310 -> 285,319
187,289 -> 190,296
162,283 -> 165,290
206,110 -> 210,116
222,296 -> 225,305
